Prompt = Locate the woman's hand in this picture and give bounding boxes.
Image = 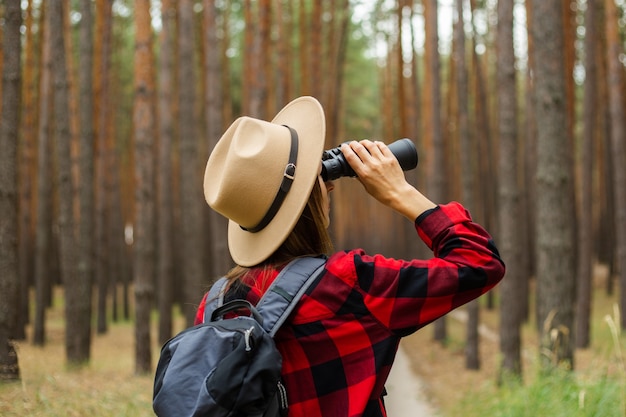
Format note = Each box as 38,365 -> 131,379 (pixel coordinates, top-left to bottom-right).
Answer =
341,140 -> 437,221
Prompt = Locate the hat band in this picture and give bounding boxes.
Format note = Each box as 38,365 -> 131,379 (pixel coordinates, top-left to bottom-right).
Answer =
240,125 -> 299,233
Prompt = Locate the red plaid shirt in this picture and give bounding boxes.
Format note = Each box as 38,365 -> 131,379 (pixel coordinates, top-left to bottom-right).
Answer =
195,202 -> 505,417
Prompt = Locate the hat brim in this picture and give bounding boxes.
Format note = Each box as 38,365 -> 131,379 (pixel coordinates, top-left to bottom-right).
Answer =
227,96 -> 325,266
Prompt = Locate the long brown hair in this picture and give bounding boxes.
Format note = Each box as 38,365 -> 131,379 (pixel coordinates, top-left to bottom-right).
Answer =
225,178 -> 333,284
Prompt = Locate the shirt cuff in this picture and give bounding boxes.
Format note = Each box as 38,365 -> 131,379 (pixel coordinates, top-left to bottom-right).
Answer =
415,205 -> 440,225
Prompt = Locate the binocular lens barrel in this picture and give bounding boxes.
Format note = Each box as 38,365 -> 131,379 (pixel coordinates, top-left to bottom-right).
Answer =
321,138 -> 418,181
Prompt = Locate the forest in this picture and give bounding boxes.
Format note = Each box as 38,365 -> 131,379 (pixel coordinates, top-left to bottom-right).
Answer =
0,0 -> 625,415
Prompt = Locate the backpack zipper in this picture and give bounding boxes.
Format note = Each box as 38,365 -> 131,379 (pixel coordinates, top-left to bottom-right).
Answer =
276,380 -> 289,412
244,326 -> 255,351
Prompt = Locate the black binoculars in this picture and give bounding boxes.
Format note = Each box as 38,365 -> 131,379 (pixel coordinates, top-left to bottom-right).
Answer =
321,138 -> 419,181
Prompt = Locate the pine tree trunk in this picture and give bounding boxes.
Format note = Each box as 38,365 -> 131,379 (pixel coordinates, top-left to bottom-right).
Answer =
497,0 -> 522,378
575,0 -> 597,349
523,0 -> 537,321
49,0 -> 85,365
204,0 -> 231,280
594,1 -> 615,296
259,0 -> 272,118
531,0 -> 577,369
133,0 -> 156,374
453,0 -> 480,370
94,0 -> 113,335
157,0 -> 176,345
325,0 -> 350,148
298,0 -> 310,96
179,0 -> 205,326
424,0 -> 447,343
17,0 -> 37,341
72,0 -> 97,364
0,0 -> 22,383
604,0 -> 626,330
33,0 -> 53,348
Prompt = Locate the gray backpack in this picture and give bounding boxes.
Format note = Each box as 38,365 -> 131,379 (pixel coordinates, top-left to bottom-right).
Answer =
153,256 -> 327,417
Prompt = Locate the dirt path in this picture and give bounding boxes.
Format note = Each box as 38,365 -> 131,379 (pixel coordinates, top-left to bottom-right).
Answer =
385,343 -> 439,417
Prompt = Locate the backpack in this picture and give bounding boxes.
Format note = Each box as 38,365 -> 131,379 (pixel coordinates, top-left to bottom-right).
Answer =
153,256 -> 327,417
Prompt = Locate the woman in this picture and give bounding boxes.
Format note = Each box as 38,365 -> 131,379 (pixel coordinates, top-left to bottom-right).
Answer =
196,96 -> 505,417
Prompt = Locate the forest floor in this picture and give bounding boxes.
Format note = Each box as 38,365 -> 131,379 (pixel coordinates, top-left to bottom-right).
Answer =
400,263 -> 625,416
0,264 -> 623,416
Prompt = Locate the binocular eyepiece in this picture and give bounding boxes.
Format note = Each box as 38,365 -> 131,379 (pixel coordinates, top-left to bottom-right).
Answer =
321,138 -> 419,181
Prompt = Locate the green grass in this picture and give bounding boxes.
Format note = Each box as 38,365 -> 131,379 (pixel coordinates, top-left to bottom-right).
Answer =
451,305 -> 626,417
452,368 -> 625,417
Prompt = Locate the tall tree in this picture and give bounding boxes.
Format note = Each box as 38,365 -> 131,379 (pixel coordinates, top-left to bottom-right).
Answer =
0,0 -> 23,382
298,0 -> 311,96
605,0 -> 626,330
522,0 -> 537,321
531,0 -> 577,368
497,0 -> 523,378
594,1 -> 615,295
94,0 -> 114,334
204,0 -> 231,279
469,0 -> 496,230
18,0 -> 38,340
33,0 -> 54,347
157,0 -> 176,345
72,0 -> 96,363
243,0 -> 265,117
104,52 -> 125,325
220,3 -> 233,124
133,0 -> 156,373
404,0 -> 424,259
576,0 -> 597,348
397,0 -> 408,137
178,0 -> 205,326
424,0 -> 447,343
275,0 -> 292,106
260,0 -> 274,117
242,0 -> 253,114
325,0 -> 351,146
453,0 -> 480,370
310,0 -> 323,100
50,0 -> 85,365
405,0 -> 420,145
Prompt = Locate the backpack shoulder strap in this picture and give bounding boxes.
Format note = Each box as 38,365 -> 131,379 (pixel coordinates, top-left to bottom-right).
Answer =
203,277 -> 229,323
256,256 -> 327,337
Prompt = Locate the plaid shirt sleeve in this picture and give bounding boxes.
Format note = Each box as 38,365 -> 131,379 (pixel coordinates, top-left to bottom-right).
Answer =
328,201 -> 505,335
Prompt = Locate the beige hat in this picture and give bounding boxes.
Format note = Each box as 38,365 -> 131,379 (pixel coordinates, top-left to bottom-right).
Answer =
204,96 -> 326,266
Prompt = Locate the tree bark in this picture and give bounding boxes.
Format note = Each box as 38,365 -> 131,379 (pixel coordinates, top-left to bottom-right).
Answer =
453,0 -> 480,370
424,0 -> 447,343
604,0 -> 626,330
33,0 -> 54,348
17,0 -> 37,341
575,0 -> 597,349
522,0 -> 537,322
0,0 -> 23,383
49,0 -> 86,365
178,0 -> 205,326
531,0 -> 577,369
157,0 -> 176,345
497,0 -> 523,378
133,0 -> 156,374
593,1 -> 615,296
244,0 -> 264,118
298,0 -> 310,96
325,0 -> 350,148
94,0 -> 113,335
204,0 -> 231,280
72,0 -> 97,364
